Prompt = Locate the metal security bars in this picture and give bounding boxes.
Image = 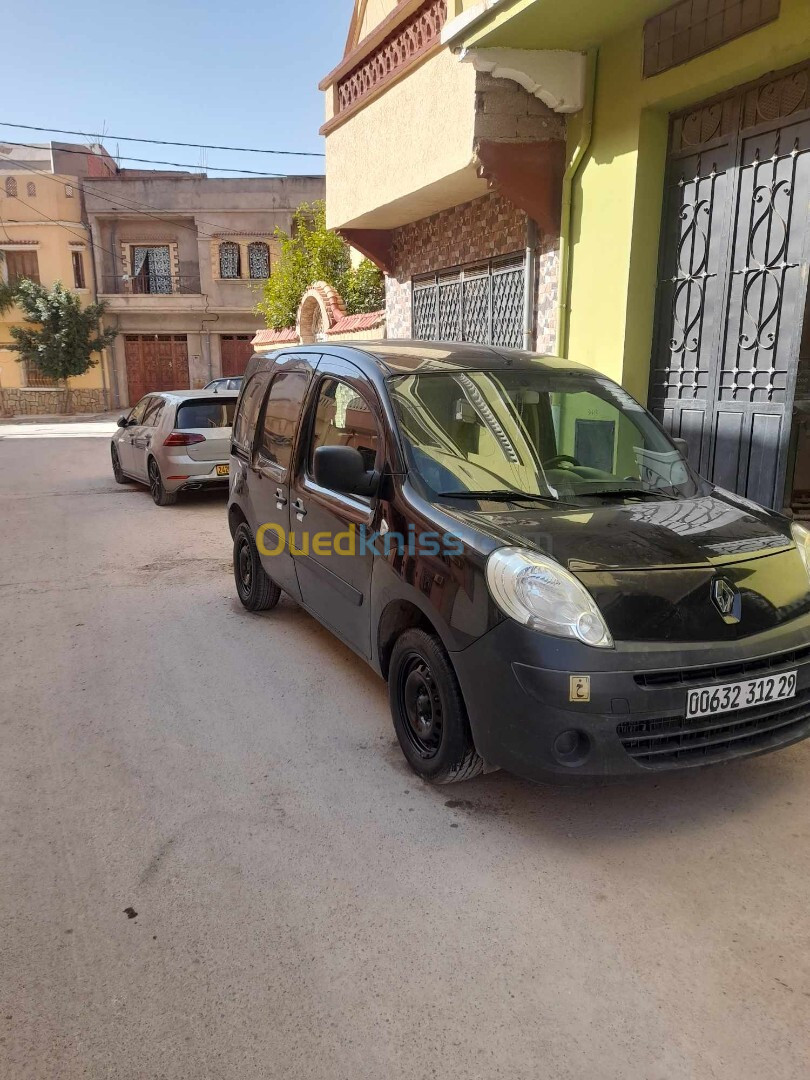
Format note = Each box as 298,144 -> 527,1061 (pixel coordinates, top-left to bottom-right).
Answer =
412,255 -> 526,348
649,60 -> 810,510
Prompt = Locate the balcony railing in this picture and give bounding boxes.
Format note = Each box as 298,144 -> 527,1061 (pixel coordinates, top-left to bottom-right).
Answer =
331,0 -> 447,121
101,274 -> 201,296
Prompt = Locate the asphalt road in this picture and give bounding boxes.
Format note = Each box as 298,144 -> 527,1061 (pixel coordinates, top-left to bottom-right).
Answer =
1,420 -> 809,1080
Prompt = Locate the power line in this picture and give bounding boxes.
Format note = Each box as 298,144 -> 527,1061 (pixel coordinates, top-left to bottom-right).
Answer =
7,184 -> 266,290
7,156 -> 219,241
5,154 -> 296,247
3,140 -> 307,178
7,194 -> 127,271
0,121 -> 325,158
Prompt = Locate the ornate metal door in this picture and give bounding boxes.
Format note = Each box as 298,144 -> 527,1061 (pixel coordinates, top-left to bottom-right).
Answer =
649,63 -> 810,508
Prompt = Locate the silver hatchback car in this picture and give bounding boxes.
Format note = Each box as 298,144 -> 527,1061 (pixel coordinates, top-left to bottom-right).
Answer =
111,390 -> 238,506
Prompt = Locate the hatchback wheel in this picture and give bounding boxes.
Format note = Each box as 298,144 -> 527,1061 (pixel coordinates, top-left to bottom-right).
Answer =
388,628 -> 483,784
111,445 -> 129,485
148,458 -> 178,507
233,522 -> 281,612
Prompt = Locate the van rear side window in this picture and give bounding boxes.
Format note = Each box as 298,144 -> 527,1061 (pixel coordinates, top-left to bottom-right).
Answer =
176,400 -> 236,430
232,374 -> 271,452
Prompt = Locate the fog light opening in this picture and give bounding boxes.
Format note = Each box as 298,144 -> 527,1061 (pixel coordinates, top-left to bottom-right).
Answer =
553,729 -> 590,767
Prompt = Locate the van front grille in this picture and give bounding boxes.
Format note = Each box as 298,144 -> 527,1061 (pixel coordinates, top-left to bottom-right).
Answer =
617,689 -> 810,769
634,645 -> 810,690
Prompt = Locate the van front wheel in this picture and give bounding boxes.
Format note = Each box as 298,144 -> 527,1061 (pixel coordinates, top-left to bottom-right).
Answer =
388,629 -> 483,784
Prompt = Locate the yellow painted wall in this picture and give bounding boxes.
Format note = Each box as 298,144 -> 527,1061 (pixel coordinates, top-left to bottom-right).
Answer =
566,0 -> 810,400
357,0 -> 400,43
0,173 -> 107,394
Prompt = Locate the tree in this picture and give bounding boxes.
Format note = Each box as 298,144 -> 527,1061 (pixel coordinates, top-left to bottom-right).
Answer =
257,200 -> 384,330
8,280 -> 116,386
0,254 -> 15,316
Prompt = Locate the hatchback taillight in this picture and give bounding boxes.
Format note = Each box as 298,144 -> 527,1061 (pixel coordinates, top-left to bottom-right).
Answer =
164,431 -> 205,446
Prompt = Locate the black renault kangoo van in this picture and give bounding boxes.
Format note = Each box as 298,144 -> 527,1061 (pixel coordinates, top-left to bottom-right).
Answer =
228,342 -> 810,784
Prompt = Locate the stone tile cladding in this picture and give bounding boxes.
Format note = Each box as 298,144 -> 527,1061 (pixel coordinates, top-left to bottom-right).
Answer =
385,191 -> 559,349
386,276 -> 412,339
0,388 -> 110,416
535,232 -> 560,354
390,192 -> 528,281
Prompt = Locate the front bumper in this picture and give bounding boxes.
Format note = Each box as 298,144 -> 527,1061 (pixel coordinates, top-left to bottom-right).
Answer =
451,616 -> 810,782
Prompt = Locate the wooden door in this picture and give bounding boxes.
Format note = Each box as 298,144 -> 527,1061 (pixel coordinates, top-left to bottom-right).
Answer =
125,335 -> 190,405
220,335 -> 255,377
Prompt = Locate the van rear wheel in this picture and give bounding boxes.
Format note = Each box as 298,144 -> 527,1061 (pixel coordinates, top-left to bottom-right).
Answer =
233,522 -> 281,612
388,629 -> 483,784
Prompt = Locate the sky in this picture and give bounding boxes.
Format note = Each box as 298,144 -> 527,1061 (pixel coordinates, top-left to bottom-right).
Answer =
4,0 -> 351,178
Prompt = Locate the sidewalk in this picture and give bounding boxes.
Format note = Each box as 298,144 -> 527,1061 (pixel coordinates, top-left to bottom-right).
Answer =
0,414 -> 119,439
0,411 -> 120,425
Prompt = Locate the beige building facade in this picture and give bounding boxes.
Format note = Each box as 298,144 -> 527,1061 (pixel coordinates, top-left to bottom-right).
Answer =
0,142 -> 117,416
323,0 -> 810,513
321,0 -> 571,354
84,173 -> 324,407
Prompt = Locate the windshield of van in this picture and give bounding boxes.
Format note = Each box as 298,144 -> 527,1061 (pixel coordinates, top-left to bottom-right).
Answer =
388,369 -> 703,502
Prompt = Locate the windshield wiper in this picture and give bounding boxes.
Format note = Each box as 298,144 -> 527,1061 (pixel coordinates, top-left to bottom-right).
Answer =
575,487 -> 677,501
438,489 -> 558,504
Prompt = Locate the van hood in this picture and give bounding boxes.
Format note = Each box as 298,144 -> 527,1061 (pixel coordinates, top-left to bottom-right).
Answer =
443,490 -> 810,642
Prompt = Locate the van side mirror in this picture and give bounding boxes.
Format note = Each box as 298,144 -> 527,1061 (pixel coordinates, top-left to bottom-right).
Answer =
314,445 -> 379,497
117,415 -> 129,428
672,436 -> 689,458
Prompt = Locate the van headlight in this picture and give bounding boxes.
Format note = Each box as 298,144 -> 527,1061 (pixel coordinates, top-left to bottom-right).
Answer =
486,547 -> 613,648
791,522 -> 810,579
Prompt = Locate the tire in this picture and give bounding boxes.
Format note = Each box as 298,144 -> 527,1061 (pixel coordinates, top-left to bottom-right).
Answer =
111,445 -> 130,485
148,458 -> 178,507
388,628 -> 483,784
233,522 -> 281,612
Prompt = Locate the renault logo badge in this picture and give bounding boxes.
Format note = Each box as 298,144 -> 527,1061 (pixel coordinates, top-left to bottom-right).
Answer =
712,577 -> 740,624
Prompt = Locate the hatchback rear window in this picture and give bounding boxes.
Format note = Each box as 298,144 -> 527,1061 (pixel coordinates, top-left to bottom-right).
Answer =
175,400 -> 236,430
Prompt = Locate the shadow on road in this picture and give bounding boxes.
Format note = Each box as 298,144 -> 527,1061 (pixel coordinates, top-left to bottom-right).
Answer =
248,593 -> 806,852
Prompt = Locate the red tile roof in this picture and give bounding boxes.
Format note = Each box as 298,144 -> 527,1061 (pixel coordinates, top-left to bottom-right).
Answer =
252,327 -> 297,347
325,310 -> 385,336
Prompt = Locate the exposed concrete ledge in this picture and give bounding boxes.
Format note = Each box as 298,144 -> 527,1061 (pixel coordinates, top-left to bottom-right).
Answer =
440,0 -> 513,48
460,48 -> 586,113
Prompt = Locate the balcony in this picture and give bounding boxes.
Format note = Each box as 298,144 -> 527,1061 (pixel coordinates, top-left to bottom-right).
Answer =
101,274 -> 201,296
99,274 -> 206,312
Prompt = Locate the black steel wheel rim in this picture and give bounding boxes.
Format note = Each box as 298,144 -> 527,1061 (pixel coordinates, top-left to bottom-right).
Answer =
398,651 -> 443,758
237,536 -> 252,594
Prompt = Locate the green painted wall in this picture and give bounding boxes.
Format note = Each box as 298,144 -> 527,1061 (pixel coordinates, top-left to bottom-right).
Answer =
565,0 -> 810,400
465,0 -> 810,396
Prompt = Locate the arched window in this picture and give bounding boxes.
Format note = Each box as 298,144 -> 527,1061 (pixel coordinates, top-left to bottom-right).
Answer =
5,177 -> 17,197
64,184 -> 74,198
248,241 -> 270,279
26,182 -> 36,197
219,241 -> 241,279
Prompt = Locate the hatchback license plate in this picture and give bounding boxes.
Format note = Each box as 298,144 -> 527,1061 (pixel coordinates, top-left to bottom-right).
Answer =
686,671 -> 797,719
216,464 -> 229,476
